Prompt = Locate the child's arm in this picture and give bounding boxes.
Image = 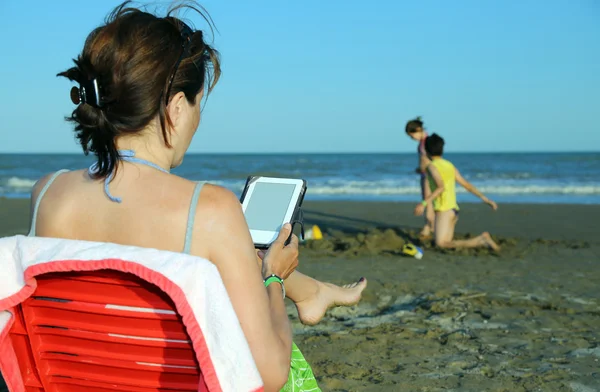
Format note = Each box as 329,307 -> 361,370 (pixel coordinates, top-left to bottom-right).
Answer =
414,164 -> 444,216
455,168 -> 498,210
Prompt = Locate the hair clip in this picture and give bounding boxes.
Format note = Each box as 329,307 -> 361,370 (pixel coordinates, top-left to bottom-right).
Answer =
70,78 -> 103,108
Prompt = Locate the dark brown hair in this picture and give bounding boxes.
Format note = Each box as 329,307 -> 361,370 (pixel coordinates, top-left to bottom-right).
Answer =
58,1 -> 221,178
405,116 -> 424,134
424,133 -> 444,156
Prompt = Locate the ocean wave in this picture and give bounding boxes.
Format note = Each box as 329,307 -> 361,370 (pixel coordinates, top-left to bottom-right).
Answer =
308,184 -> 600,196
214,179 -> 600,196
474,172 -> 532,179
4,177 -> 37,189
308,181 -> 600,196
1,176 -> 599,198
473,185 -> 600,195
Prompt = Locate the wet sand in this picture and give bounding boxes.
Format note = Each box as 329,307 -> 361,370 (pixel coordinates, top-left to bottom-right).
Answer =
1,199 -> 599,391
292,201 -> 600,391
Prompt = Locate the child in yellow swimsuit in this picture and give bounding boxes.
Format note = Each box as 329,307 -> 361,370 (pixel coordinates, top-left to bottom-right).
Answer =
414,134 -> 501,251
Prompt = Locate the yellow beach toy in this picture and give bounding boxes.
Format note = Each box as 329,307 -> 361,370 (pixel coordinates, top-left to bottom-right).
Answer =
303,224 -> 323,240
402,243 -> 424,259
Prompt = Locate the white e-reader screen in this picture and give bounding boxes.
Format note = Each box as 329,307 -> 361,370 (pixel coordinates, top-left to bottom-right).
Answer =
244,183 -> 296,232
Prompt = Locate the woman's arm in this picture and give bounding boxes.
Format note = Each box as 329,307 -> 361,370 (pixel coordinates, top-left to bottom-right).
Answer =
418,152 -> 431,174
195,185 -> 296,391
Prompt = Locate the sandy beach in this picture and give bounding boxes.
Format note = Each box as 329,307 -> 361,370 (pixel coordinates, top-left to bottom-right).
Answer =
1,198 -> 599,391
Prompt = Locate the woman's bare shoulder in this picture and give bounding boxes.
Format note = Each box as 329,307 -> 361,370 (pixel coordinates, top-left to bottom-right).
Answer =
30,169 -> 87,205
197,183 -> 243,218
187,182 -> 250,257
193,183 -> 247,232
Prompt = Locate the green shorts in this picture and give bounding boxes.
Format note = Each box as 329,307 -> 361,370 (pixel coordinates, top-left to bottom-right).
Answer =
281,342 -> 321,392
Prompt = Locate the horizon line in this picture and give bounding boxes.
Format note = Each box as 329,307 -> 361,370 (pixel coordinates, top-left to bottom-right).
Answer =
0,150 -> 598,155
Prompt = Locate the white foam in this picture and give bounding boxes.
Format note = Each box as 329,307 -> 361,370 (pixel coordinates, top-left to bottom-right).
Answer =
310,185 -> 422,195
189,177 -> 600,197
307,182 -> 600,196
473,185 -> 600,195
2,176 -> 599,199
5,177 -> 36,189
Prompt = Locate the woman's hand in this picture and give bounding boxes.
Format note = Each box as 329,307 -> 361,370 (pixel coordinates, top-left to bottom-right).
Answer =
258,223 -> 299,280
414,203 -> 426,216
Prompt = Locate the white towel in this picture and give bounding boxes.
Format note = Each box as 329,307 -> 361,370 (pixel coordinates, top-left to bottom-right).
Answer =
0,235 -> 263,392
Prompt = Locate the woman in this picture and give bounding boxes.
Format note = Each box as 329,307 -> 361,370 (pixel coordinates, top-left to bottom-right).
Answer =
405,116 -> 435,239
29,2 -> 365,390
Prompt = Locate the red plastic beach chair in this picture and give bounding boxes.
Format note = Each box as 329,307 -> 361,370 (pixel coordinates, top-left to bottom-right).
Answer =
5,270 -> 207,392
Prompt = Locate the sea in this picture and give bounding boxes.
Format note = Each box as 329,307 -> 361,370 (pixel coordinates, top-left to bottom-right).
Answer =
0,152 -> 599,204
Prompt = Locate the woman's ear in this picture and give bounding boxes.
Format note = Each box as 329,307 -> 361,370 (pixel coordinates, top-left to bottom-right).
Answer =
167,91 -> 187,130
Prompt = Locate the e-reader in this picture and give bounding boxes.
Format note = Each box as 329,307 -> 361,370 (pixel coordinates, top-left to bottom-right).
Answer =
240,176 -> 307,249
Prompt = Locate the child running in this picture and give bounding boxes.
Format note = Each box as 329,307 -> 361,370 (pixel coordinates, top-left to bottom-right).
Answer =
414,133 -> 501,251
405,117 -> 435,239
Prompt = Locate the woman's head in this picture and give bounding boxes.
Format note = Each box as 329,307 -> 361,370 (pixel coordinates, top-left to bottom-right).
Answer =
59,1 -> 221,177
405,116 -> 425,141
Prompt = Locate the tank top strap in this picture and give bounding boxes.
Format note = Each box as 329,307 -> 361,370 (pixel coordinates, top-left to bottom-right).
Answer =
28,169 -> 70,237
182,181 -> 206,254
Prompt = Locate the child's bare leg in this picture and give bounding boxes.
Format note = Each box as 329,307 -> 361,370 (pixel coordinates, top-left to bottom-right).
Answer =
426,203 -> 435,234
420,176 -> 434,237
435,211 -> 500,251
434,210 -> 456,247
255,252 -> 367,325
446,233 -> 499,250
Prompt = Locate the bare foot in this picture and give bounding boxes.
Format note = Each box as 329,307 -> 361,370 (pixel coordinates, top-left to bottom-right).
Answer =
294,278 -> 367,326
481,232 -> 501,252
419,225 -> 433,240
419,232 -> 432,241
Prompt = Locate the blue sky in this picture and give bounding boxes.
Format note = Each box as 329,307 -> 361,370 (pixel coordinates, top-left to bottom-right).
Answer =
0,0 -> 598,153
